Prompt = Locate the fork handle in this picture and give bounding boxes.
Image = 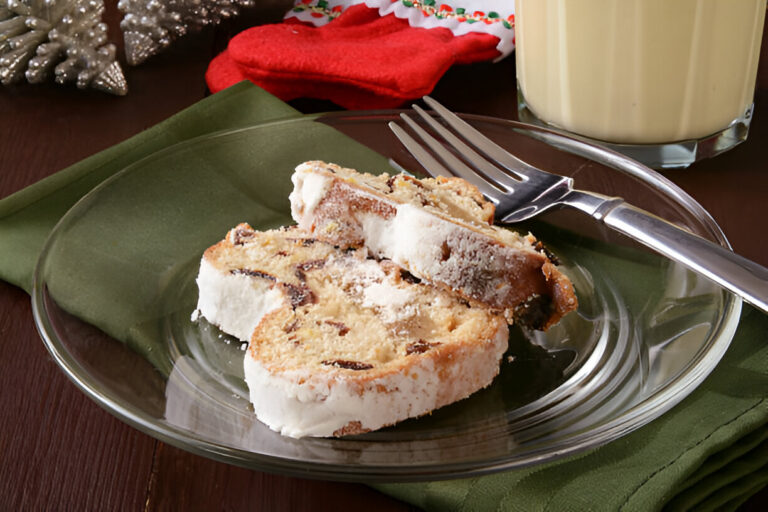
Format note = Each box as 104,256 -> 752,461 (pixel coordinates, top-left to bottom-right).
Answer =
566,193 -> 768,313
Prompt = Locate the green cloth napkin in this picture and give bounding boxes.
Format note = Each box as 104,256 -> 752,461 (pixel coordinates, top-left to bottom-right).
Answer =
1,82 -> 766,511
0,81 -> 298,294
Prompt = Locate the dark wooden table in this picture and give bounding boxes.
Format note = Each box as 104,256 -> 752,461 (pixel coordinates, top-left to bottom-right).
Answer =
1,2 -> 766,510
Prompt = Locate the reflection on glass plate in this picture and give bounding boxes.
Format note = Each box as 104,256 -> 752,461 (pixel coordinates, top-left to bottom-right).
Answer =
32,112 -> 741,481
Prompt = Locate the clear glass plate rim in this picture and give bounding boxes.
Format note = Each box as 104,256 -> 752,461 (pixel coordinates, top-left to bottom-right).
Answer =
30,110 -> 742,481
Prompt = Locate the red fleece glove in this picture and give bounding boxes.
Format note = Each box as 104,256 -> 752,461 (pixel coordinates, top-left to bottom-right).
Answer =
206,4 -> 500,109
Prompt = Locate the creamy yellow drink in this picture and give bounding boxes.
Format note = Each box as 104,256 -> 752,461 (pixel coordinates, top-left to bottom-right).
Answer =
515,0 -> 766,144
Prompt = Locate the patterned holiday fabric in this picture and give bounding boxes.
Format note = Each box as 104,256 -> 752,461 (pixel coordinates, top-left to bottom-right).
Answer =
286,0 -> 515,58
206,1 -> 514,108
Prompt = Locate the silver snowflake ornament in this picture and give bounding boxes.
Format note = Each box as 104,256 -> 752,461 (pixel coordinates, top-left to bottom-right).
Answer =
119,0 -> 254,66
0,0 -> 127,94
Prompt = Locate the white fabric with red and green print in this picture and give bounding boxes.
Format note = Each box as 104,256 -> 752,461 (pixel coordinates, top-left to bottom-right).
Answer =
286,0 -> 516,58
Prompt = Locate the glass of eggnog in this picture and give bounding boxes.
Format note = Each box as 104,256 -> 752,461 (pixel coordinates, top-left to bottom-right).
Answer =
515,0 -> 766,168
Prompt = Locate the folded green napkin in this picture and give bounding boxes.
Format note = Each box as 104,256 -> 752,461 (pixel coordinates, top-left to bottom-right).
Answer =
1,82 -> 766,511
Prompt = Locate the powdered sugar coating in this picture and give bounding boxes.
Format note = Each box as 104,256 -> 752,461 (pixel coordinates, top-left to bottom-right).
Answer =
244,322 -> 508,438
289,168 -> 331,222
194,258 -> 285,342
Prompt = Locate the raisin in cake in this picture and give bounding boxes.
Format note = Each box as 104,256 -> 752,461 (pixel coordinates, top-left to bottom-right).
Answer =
195,224 -> 508,438
289,161 -> 578,330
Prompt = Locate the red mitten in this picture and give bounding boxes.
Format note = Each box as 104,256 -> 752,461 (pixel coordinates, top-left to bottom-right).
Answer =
206,50 -> 249,94
206,2 -> 514,109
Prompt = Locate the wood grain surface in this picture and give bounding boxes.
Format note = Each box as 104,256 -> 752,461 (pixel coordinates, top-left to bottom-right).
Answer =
1,2 -> 766,510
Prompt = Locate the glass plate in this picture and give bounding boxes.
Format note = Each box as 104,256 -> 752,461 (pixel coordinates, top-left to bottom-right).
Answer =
32,111 -> 741,482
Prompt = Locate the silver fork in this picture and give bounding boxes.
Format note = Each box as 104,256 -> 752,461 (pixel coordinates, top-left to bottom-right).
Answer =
389,96 -> 768,314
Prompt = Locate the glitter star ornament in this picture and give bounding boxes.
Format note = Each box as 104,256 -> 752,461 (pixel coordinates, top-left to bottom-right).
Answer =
118,0 -> 254,66
0,0 -> 127,94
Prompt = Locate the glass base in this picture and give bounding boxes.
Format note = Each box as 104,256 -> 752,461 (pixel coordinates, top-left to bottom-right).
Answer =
517,92 -> 753,170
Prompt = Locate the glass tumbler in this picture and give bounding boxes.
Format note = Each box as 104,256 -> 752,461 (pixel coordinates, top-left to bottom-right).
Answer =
515,0 -> 767,168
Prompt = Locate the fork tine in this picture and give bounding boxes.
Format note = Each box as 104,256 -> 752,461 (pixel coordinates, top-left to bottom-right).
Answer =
411,104 -> 516,191
422,96 -> 539,180
387,121 -> 452,178
394,114 -> 503,202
